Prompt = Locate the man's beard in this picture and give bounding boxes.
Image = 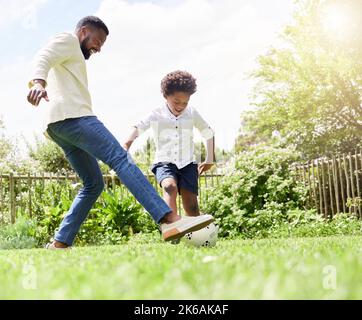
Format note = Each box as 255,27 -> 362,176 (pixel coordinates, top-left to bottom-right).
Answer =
80,36 -> 91,60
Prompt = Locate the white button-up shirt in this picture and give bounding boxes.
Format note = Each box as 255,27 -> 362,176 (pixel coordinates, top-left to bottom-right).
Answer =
135,104 -> 214,169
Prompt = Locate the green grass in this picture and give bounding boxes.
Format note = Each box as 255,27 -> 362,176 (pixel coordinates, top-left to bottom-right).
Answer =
1,235 -> 362,299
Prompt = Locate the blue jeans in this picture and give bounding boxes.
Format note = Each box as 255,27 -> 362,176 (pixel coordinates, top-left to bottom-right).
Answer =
46,116 -> 171,246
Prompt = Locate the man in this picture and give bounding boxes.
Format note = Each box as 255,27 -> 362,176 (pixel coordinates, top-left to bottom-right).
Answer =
27,16 -> 213,249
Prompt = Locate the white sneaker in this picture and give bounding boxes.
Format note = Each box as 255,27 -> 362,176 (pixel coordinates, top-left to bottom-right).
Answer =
160,214 -> 214,241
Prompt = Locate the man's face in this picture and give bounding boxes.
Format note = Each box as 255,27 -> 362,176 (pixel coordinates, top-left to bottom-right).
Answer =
165,91 -> 191,117
79,26 -> 107,60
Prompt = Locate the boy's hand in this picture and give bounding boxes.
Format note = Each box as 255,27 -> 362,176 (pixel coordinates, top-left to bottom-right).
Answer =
27,82 -> 49,106
198,162 -> 214,175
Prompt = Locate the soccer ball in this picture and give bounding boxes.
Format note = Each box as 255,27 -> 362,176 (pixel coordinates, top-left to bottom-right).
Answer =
181,223 -> 219,247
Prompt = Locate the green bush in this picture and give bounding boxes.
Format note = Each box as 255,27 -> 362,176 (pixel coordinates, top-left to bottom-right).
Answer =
76,187 -> 157,246
202,146 -> 309,238
24,183 -> 157,247
3,179 -> 159,248
202,145 -> 362,239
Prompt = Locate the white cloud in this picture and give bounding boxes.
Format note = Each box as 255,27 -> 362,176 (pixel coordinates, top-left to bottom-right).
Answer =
0,0 -> 47,29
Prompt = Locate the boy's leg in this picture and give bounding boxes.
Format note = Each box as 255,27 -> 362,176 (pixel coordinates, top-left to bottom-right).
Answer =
180,188 -> 200,216
46,127 -> 104,246
160,177 -> 179,217
179,163 -> 200,216
152,163 -> 180,219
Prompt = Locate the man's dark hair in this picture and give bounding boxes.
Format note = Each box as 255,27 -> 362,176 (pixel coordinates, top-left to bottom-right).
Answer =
161,70 -> 197,96
76,16 -> 109,35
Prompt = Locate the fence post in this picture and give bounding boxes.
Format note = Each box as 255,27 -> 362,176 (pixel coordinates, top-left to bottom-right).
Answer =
306,161 -> 313,209
310,161 -> 318,214
332,157 -> 340,215
354,150 -> 361,218
42,172 -> 45,191
315,161 -> 322,215
348,152 -> 356,215
10,172 -> 15,224
326,160 -> 334,218
338,155 -> 346,213
343,154 -> 351,214
204,172 -> 208,206
302,164 -> 308,206
111,174 -> 115,191
321,160 -> 328,218
28,173 -> 32,218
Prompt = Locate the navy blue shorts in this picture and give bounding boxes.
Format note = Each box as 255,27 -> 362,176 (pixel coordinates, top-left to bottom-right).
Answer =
151,162 -> 199,195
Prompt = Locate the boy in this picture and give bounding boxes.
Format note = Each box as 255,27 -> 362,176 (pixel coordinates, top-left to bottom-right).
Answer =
123,70 -> 215,221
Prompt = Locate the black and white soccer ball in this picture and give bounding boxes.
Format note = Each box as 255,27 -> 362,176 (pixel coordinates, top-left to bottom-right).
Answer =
181,223 -> 219,247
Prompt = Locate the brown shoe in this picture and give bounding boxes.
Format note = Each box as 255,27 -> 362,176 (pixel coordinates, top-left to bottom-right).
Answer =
45,243 -> 71,250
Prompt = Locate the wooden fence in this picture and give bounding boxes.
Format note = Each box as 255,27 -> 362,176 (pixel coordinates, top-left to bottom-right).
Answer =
4,149 -> 359,224
0,171 -> 223,224
292,150 -> 362,218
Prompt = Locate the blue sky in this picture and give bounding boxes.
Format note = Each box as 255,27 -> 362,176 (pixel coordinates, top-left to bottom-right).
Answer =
3,0 -> 100,61
2,0 -> 194,61
0,0 -> 295,153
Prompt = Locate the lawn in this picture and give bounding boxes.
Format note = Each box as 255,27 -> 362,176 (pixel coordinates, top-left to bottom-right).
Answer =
1,235 -> 362,299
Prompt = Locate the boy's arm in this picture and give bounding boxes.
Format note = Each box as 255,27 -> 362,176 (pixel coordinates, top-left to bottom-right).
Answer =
205,136 -> 215,164
198,136 -> 215,175
192,108 -> 215,174
123,112 -> 154,151
122,127 -> 139,151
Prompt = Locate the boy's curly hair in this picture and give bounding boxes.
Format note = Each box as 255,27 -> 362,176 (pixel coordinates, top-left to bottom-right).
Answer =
161,70 -> 197,97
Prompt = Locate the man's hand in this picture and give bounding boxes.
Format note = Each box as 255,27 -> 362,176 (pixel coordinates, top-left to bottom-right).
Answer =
27,81 -> 49,106
198,162 -> 214,175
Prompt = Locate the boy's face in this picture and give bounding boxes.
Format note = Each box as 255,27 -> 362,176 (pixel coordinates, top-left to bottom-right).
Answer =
165,91 -> 191,116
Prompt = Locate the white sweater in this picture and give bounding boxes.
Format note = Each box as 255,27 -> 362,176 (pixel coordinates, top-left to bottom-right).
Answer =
29,32 -> 94,127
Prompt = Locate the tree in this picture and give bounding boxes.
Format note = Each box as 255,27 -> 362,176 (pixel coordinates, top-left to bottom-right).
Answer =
238,0 -> 362,158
